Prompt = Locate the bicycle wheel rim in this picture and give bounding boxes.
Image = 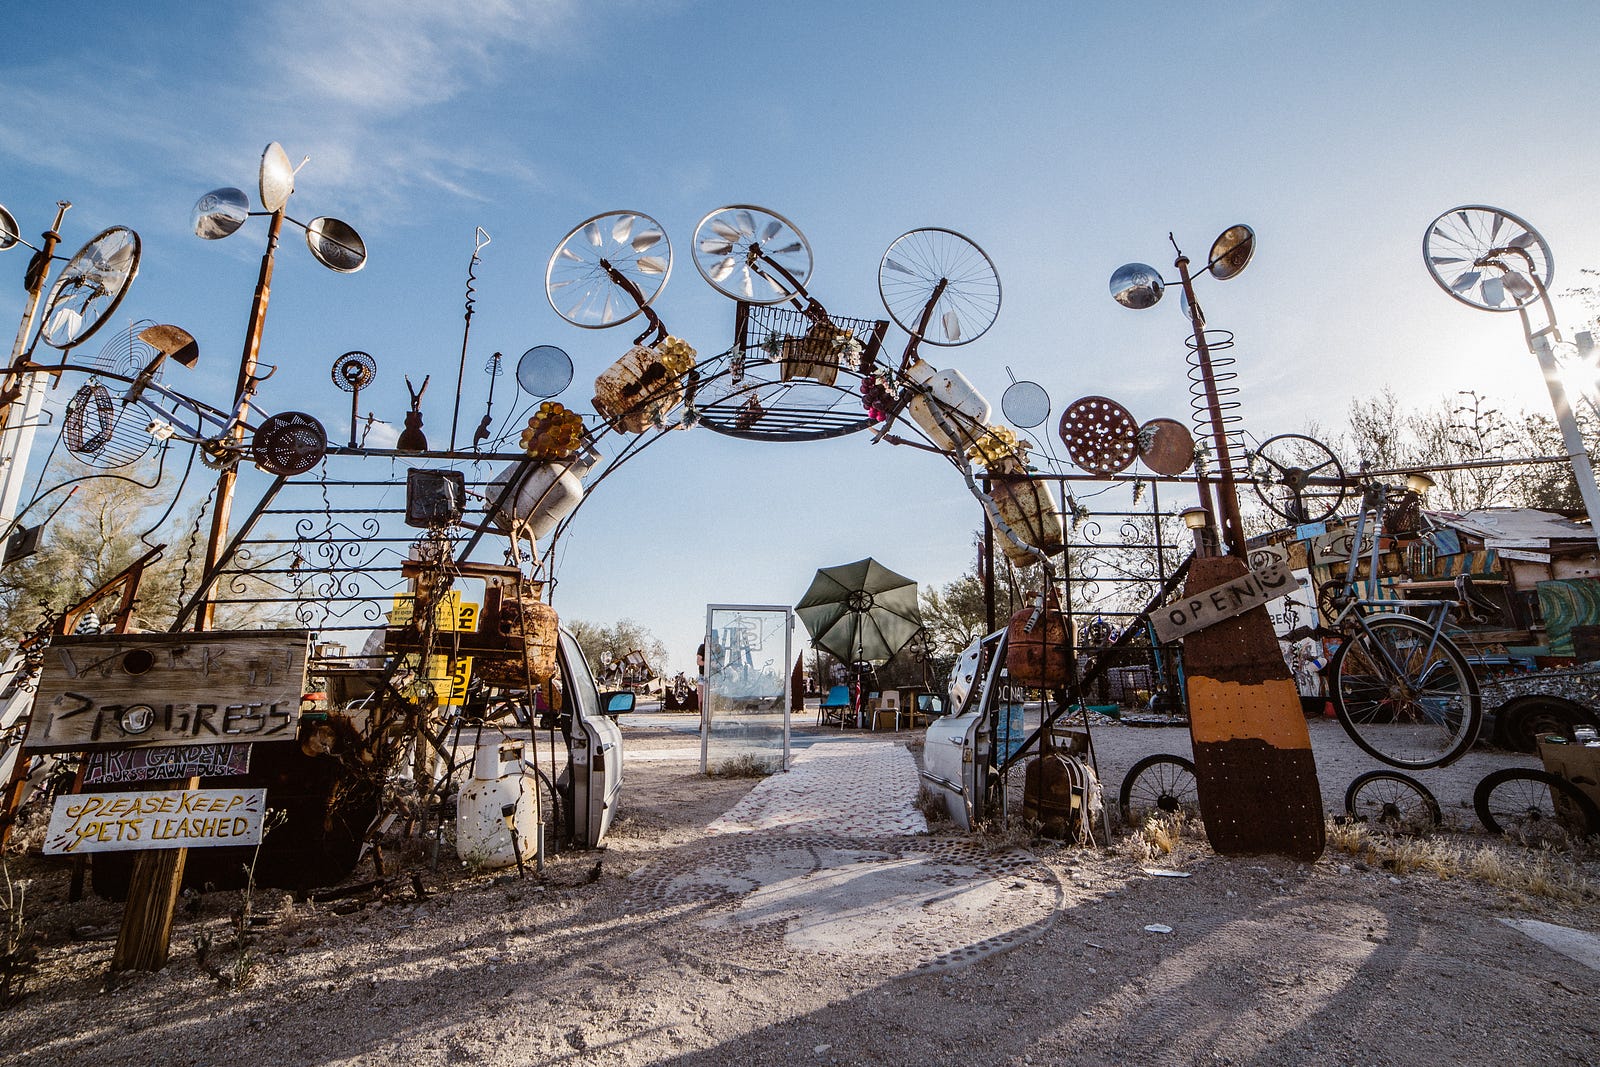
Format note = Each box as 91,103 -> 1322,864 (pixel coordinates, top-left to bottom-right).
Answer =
1333,614 -> 1481,769
1344,770 -> 1440,833
1119,755 -> 1198,820
1475,769 -> 1597,846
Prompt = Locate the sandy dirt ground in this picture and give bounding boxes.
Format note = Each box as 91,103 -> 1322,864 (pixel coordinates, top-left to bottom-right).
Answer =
0,711 -> 1597,1067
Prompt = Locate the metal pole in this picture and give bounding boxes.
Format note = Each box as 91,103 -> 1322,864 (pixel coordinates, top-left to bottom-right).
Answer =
1529,331 -> 1600,554
0,201 -> 70,532
196,208 -> 284,631
1173,252 -> 1246,557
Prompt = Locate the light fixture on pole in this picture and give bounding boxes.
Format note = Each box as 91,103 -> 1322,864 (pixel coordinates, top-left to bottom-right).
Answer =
1404,471 -> 1435,497
1111,224 -> 1256,557
1180,504 -> 1211,556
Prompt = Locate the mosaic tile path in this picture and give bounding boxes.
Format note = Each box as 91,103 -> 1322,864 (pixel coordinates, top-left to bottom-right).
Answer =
705,740 -> 927,837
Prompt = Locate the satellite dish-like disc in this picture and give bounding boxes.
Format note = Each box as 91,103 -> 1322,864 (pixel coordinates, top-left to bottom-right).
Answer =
305,216 -> 367,273
0,203 -> 19,250
1208,224 -> 1255,281
192,187 -> 250,240
515,345 -> 574,398
259,142 -> 295,213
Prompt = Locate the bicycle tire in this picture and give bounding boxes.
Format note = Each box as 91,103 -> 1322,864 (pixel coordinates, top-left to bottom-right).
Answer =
1332,614 -> 1481,769
1118,754 -> 1198,823
1474,768 -> 1599,843
529,764 -> 565,856
1343,769 -> 1441,833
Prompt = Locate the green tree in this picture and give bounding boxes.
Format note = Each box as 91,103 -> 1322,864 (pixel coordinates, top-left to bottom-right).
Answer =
567,616 -> 669,684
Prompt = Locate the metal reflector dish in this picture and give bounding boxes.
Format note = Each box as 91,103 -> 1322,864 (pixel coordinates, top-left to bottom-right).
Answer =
0,203 -> 19,250
192,187 -> 250,240
1109,262 -> 1164,309
515,345 -> 574,398
1207,225 -> 1255,281
305,216 -> 366,273
40,226 -> 140,349
258,142 -> 295,212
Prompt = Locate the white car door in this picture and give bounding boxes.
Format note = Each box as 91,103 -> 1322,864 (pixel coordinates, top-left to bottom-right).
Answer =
558,631 -> 623,847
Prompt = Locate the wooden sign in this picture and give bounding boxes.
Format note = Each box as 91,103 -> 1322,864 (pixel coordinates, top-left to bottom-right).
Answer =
1152,561 -> 1304,644
43,787 -> 267,855
82,743 -> 252,786
25,630 -> 309,752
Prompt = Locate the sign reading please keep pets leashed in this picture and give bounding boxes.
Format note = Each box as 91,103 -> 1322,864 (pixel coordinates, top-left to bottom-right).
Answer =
43,787 -> 267,855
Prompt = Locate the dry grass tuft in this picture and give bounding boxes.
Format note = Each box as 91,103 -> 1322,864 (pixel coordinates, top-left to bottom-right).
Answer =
707,755 -> 777,779
914,784 -> 950,824
1326,819 -> 1597,905
1120,812 -> 1202,862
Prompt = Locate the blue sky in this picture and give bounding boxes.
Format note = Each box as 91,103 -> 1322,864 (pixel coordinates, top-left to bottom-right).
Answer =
3,1 -> 1598,671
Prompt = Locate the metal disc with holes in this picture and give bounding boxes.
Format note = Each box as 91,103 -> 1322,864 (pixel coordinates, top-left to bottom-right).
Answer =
1059,396 -> 1139,474
1137,418 -> 1195,476
331,351 -> 376,392
1423,205 -> 1551,313
1001,380 -> 1051,429
546,210 -> 671,329
253,412 -> 327,476
516,345 -> 574,398
692,205 -> 813,304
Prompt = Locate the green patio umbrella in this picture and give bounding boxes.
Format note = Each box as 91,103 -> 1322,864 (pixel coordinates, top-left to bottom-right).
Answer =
795,558 -> 924,665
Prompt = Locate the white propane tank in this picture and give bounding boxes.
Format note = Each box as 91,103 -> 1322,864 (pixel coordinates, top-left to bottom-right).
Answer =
455,739 -> 540,870
487,442 -> 601,541
904,359 -> 991,452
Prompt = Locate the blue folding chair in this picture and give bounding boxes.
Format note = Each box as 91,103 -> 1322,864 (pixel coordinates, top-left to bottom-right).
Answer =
818,684 -> 851,727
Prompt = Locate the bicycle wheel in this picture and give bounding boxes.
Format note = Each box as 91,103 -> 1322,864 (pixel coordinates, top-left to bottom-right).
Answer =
1344,770 -> 1441,833
1474,768 -> 1599,845
1119,754 -> 1198,822
1332,614 -> 1481,769
529,764 -> 566,855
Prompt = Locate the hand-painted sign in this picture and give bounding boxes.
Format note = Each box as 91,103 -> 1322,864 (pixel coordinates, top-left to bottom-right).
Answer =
1153,561 -> 1305,644
81,743 -> 252,786
25,631 -> 309,752
43,787 -> 267,855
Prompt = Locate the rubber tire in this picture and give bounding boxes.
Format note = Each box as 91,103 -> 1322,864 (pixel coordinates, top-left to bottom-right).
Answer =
1119,754 -> 1198,823
1343,770 -> 1442,832
1497,696 -> 1598,753
1331,614 -> 1482,770
1474,767 -> 1600,840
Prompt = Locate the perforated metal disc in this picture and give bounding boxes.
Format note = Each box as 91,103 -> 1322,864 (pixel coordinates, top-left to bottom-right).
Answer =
1137,418 -> 1194,476
1059,395 -> 1138,475
515,345 -> 574,398
1001,380 -> 1051,429
253,411 -> 327,476
332,351 -> 376,392
40,226 -> 140,350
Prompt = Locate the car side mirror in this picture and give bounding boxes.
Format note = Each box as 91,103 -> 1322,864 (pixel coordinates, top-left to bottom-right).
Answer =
602,691 -> 635,717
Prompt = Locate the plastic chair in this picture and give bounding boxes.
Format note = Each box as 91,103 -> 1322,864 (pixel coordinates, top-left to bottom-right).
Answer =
871,691 -> 901,731
818,684 -> 851,727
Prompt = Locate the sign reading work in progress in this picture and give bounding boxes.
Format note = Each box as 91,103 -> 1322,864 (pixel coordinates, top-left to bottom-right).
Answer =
24,630 -> 310,752
43,787 -> 267,855
1151,560 -> 1304,644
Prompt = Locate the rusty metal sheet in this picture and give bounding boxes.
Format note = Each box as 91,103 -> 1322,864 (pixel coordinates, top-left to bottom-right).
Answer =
1181,555 -> 1325,860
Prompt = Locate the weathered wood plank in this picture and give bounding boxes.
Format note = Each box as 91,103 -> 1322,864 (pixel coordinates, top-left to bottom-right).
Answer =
43,786 -> 266,855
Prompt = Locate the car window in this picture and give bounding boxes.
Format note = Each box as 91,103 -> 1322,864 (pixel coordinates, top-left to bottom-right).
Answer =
559,631 -> 600,722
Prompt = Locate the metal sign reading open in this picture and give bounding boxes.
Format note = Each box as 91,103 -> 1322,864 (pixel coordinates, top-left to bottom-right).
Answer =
43,787 -> 267,855
24,630 -> 310,752
1151,562 -> 1304,644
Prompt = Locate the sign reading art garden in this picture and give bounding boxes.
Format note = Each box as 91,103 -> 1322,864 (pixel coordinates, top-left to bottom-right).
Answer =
1152,560 -> 1305,644
43,787 -> 267,855
81,743 -> 252,786
24,630 -> 310,752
